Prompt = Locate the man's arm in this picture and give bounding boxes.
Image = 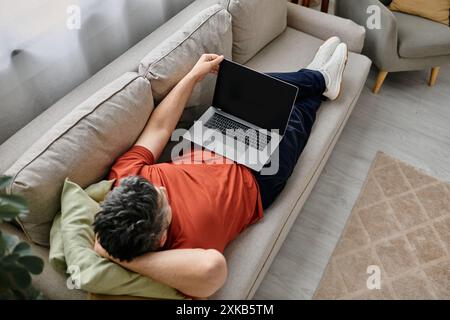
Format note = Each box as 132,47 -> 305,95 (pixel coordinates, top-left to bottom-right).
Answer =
135,54 -> 224,160
94,241 -> 227,298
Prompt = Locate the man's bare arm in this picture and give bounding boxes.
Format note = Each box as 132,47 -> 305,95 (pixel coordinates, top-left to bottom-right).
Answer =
94,241 -> 227,298
135,54 -> 224,160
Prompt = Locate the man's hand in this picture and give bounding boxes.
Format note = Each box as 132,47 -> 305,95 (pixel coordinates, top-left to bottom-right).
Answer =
188,54 -> 224,83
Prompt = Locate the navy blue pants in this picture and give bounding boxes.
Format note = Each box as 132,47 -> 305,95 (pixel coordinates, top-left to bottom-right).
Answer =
252,69 -> 326,209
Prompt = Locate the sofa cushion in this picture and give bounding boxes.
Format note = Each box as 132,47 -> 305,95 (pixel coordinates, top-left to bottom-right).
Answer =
210,27 -> 372,299
49,179 -> 116,275
50,178 -> 185,299
389,0 -> 449,26
222,0 -> 287,64
394,12 -> 450,59
139,4 -> 232,109
5,72 -> 154,246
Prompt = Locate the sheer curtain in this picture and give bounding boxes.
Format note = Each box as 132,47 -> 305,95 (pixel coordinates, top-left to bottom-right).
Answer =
0,0 -> 194,144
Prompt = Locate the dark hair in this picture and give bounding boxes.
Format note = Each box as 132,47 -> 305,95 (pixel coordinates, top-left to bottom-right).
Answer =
93,176 -> 166,261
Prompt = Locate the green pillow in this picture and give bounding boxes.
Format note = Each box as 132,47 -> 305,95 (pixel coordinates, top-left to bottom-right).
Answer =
49,178 -> 185,299
49,179 -> 115,274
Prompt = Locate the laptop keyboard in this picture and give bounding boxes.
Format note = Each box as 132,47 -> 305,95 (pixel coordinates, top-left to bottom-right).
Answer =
204,113 -> 271,151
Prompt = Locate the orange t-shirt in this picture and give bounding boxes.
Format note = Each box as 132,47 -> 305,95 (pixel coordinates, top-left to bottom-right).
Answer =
108,145 -> 263,253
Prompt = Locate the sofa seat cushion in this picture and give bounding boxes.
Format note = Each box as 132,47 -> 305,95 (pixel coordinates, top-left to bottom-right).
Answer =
139,4 -> 232,108
394,12 -> 450,59
222,0 -> 287,64
5,73 -> 154,246
210,27 -> 372,299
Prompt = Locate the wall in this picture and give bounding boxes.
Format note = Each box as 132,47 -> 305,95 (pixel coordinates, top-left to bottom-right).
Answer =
0,0 -> 194,144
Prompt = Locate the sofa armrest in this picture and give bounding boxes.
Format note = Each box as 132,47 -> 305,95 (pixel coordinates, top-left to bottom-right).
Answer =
287,2 -> 365,53
335,0 -> 399,70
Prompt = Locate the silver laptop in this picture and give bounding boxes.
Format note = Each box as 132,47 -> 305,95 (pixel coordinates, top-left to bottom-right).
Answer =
183,59 -> 298,172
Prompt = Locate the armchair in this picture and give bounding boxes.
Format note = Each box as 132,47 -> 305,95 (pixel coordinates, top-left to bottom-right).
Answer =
336,0 -> 450,93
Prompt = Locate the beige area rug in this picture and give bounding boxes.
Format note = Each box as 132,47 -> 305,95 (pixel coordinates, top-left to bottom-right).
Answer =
313,152 -> 450,299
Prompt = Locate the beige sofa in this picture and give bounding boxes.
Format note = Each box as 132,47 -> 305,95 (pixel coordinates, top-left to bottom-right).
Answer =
0,0 -> 371,299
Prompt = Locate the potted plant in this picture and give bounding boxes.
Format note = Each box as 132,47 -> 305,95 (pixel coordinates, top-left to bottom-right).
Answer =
0,176 -> 44,299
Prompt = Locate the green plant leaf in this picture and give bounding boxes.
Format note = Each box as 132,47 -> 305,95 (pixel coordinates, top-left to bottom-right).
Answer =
0,176 -> 12,190
12,241 -> 31,257
1,253 -> 20,266
0,195 -> 28,220
0,183 -> 43,299
18,256 -> 44,275
0,270 -> 12,288
0,194 -> 28,209
0,230 -> 5,256
2,233 -> 20,253
0,204 -> 21,221
0,289 -> 15,300
0,198 -> 28,223
2,233 -> 19,253
13,289 -> 28,300
22,286 -> 44,300
10,265 -> 31,289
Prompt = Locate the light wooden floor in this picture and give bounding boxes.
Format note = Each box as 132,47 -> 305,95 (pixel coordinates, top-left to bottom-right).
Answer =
254,65 -> 450,299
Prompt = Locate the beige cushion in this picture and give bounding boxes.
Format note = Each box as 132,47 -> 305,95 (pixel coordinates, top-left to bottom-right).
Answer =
210,28 -> 372,299
5,72 -> 154,246
139,4 -> 232,108
222,0 -> 287,64
389,0 -> 450,26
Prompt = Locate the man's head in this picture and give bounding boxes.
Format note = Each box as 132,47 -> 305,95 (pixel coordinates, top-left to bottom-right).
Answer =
93,176 -> 172,261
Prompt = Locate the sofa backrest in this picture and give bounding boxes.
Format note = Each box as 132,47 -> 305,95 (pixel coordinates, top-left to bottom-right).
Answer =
221,0 -> 288,64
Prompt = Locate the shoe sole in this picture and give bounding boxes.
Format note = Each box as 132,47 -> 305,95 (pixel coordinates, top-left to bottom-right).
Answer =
328,49 -> 348,101
336,51 -> 348,100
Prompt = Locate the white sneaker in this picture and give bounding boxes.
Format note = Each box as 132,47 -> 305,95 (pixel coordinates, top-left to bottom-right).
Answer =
306,36 -> 341,71
320,43 -> 348,101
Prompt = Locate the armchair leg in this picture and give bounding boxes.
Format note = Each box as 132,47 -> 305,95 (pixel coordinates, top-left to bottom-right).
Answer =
428,67 -> 440,86
373,71 -> 388,94
321,0 -> 329,12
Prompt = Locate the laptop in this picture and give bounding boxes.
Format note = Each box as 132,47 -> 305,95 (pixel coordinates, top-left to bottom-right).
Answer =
183,59 -> 299,172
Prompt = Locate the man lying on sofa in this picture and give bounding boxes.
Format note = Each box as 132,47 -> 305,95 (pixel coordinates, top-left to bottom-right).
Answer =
93,37 -> 348,298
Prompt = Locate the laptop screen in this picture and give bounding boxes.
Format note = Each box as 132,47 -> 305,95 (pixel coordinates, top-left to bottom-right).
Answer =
212,59 -> 298,135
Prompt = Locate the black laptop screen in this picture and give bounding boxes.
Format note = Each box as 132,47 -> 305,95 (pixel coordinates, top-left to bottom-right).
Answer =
212,59 -> 298,134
